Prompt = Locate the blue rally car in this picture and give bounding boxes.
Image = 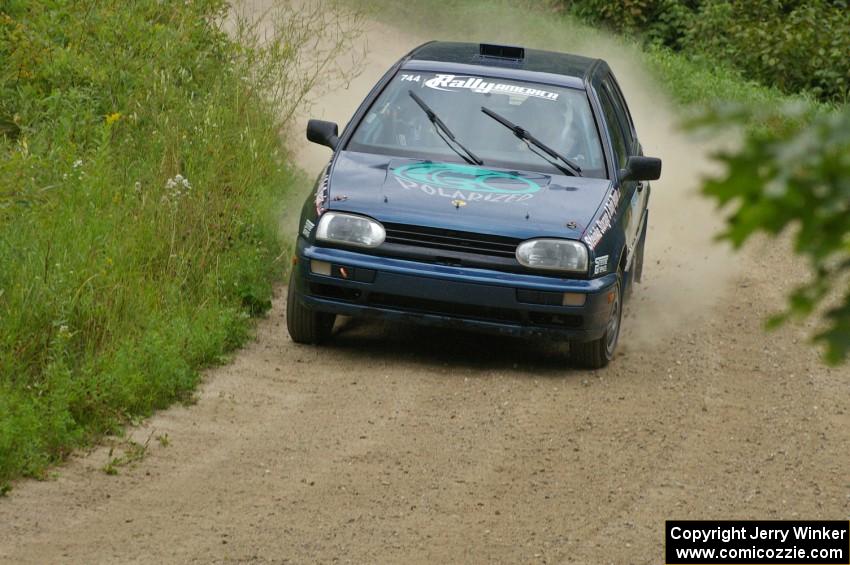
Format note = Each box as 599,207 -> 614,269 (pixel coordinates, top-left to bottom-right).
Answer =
287,42 -> 661,368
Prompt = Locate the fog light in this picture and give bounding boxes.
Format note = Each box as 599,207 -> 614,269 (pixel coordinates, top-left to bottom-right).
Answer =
310,260 -> 332,276
562,292 -> 586,306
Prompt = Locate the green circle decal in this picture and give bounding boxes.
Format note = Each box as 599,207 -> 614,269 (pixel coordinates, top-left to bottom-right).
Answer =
392,162 -> 544,194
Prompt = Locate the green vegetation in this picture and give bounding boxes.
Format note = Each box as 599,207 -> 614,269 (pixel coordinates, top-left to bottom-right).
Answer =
0,0 -> 360,485
102,434 -> 152,476
566,0 -> 850,104
641,45 -> 824,121
0,0 -> 285,484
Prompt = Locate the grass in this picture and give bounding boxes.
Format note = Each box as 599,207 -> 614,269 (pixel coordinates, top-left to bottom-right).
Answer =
0,0 -> 290,485
0,0 -> 361,486
102,434 -> 152,476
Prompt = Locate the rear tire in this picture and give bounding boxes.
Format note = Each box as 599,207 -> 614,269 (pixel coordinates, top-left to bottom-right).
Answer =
286,270 -> 335,344
570,278 -> 622,369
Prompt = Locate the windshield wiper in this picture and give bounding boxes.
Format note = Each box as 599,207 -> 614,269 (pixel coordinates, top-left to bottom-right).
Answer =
480,106 -> 582,177
408,90 -> 483,166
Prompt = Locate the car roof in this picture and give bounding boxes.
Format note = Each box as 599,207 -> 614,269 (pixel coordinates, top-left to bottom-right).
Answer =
401,41 -> 601,88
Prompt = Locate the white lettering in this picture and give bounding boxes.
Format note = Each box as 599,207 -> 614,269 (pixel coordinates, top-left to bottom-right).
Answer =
422,74 -> 559,101
394,177 -> 417,191
424,74 -> 454,91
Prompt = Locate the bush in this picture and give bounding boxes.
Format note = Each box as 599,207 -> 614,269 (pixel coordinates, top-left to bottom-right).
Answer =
0,0 -> 360,484
567,0 -> 697,49
563,0 -> 850,102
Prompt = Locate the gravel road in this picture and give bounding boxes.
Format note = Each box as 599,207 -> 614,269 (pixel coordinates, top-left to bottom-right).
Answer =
1,4 -> 847,564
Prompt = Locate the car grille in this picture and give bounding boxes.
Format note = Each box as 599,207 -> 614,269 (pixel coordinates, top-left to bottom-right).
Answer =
383,223 -> 519,259
367,292 -> 523,324
368,293 -> 582,328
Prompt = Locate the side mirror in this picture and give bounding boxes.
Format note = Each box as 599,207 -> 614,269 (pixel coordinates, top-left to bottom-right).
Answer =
620,156 -> 662,182
306,119 -> 339,150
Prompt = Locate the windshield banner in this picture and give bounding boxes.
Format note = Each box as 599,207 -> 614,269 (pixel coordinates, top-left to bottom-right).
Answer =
423,74 -> 560,101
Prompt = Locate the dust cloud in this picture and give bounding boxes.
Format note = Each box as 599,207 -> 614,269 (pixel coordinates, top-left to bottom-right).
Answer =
591,47 -> 739,346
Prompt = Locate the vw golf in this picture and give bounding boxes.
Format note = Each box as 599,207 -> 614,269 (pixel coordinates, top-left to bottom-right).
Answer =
287,42 -> 661,368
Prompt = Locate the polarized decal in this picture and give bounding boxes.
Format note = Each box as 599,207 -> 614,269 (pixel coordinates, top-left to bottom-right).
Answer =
423,74 -> 560,101
583,188 -> 620,249
390,161 -> 548,204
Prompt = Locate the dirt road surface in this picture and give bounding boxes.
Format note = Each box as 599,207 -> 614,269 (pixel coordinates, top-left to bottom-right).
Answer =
1,3 -> 848,564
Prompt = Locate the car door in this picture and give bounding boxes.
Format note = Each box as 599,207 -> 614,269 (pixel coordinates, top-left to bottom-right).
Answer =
597,75 -> 646,269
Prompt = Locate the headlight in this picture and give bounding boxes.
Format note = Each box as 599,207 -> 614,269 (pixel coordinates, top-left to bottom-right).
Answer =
515,239 -> 588,273
315,212 -> 386,248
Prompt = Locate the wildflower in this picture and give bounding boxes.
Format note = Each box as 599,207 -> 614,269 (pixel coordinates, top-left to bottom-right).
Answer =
72,159 -> 83,169
134,181 -> 141,193
164,174 -> 192,201
105,112 -> 122,125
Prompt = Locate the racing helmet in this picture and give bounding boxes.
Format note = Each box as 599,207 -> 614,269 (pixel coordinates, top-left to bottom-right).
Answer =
543,99 -> 575,149
518,95 -> 576,151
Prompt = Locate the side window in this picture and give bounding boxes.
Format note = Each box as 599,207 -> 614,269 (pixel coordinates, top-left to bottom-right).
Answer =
603,78 -> 637,154
598,88 -> 628,170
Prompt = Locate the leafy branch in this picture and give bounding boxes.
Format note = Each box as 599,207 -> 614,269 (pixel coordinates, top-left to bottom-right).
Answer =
693,103 -> 850,363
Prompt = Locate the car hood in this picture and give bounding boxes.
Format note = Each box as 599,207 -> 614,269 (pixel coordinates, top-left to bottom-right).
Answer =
326,151 -> 612,240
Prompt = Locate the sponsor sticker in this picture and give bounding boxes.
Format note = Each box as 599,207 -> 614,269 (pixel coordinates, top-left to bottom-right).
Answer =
315,162 -> 330,215
583,188 -> 620,249
302,219 -> 314,238
593,254 -> 609,275
422,74 -> 560,101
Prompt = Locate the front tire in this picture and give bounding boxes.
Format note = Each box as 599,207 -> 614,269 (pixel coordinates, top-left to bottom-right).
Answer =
286,270 -> 335,344
570,279 -> 622,369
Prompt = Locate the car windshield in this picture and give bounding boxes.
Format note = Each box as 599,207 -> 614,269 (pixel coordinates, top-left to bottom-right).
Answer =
348,71 -> 607,178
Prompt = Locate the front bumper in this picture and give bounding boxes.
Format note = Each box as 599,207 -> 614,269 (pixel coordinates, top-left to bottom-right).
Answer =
292,238 -> 618,341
